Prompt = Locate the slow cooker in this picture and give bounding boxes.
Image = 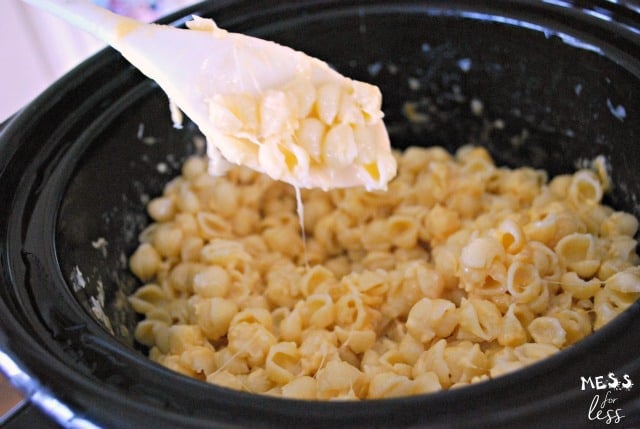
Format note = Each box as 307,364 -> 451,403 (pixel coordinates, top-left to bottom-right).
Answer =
1,1 -> 639,427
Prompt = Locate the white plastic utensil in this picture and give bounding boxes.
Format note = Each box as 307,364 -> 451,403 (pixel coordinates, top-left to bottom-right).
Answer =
22,0 -> 397,190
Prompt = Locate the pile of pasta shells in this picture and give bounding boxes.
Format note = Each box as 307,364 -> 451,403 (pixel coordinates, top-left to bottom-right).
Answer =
128,145 -> 640,399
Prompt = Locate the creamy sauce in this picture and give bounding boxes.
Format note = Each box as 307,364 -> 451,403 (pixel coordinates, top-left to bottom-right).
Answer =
294,185 -> 309,269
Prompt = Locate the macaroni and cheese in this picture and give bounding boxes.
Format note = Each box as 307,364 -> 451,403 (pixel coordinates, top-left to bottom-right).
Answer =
128,146 -> 640,399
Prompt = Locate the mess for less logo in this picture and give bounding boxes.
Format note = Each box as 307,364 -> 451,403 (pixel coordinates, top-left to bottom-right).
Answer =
581,373 -> 634,425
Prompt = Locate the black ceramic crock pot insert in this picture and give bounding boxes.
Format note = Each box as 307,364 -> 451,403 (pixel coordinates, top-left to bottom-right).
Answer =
1,1 -> 639,427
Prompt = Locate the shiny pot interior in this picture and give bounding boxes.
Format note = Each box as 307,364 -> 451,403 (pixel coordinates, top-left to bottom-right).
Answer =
1,1 -> 639,427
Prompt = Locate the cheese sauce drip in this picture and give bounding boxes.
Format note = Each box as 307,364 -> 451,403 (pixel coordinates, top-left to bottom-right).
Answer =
294,185 -> 309,270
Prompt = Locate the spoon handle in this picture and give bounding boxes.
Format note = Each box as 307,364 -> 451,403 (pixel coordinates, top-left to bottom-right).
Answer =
21,0 -> 139,46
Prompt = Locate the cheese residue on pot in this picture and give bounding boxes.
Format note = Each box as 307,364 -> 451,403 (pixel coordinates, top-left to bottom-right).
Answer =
185,17 -> 397,191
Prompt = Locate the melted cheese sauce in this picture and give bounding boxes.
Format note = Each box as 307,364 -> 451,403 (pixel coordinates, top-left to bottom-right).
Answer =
294,185 -> 309,269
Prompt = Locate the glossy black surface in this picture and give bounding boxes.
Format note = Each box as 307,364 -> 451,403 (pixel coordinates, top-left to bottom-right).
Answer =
1,1 -> 639,427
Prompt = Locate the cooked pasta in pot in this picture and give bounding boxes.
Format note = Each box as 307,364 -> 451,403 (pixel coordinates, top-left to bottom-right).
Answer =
128,145 -> 640,399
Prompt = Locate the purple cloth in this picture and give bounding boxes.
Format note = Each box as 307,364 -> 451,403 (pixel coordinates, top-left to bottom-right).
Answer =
99,0 -> 197,21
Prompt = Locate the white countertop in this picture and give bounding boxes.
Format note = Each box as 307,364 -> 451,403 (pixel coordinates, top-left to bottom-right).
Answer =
0,0 -> 104,122
0,0 -> 198,122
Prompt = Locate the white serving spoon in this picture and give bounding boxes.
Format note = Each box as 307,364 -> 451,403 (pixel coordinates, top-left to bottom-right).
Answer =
22,0 -> 397,190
